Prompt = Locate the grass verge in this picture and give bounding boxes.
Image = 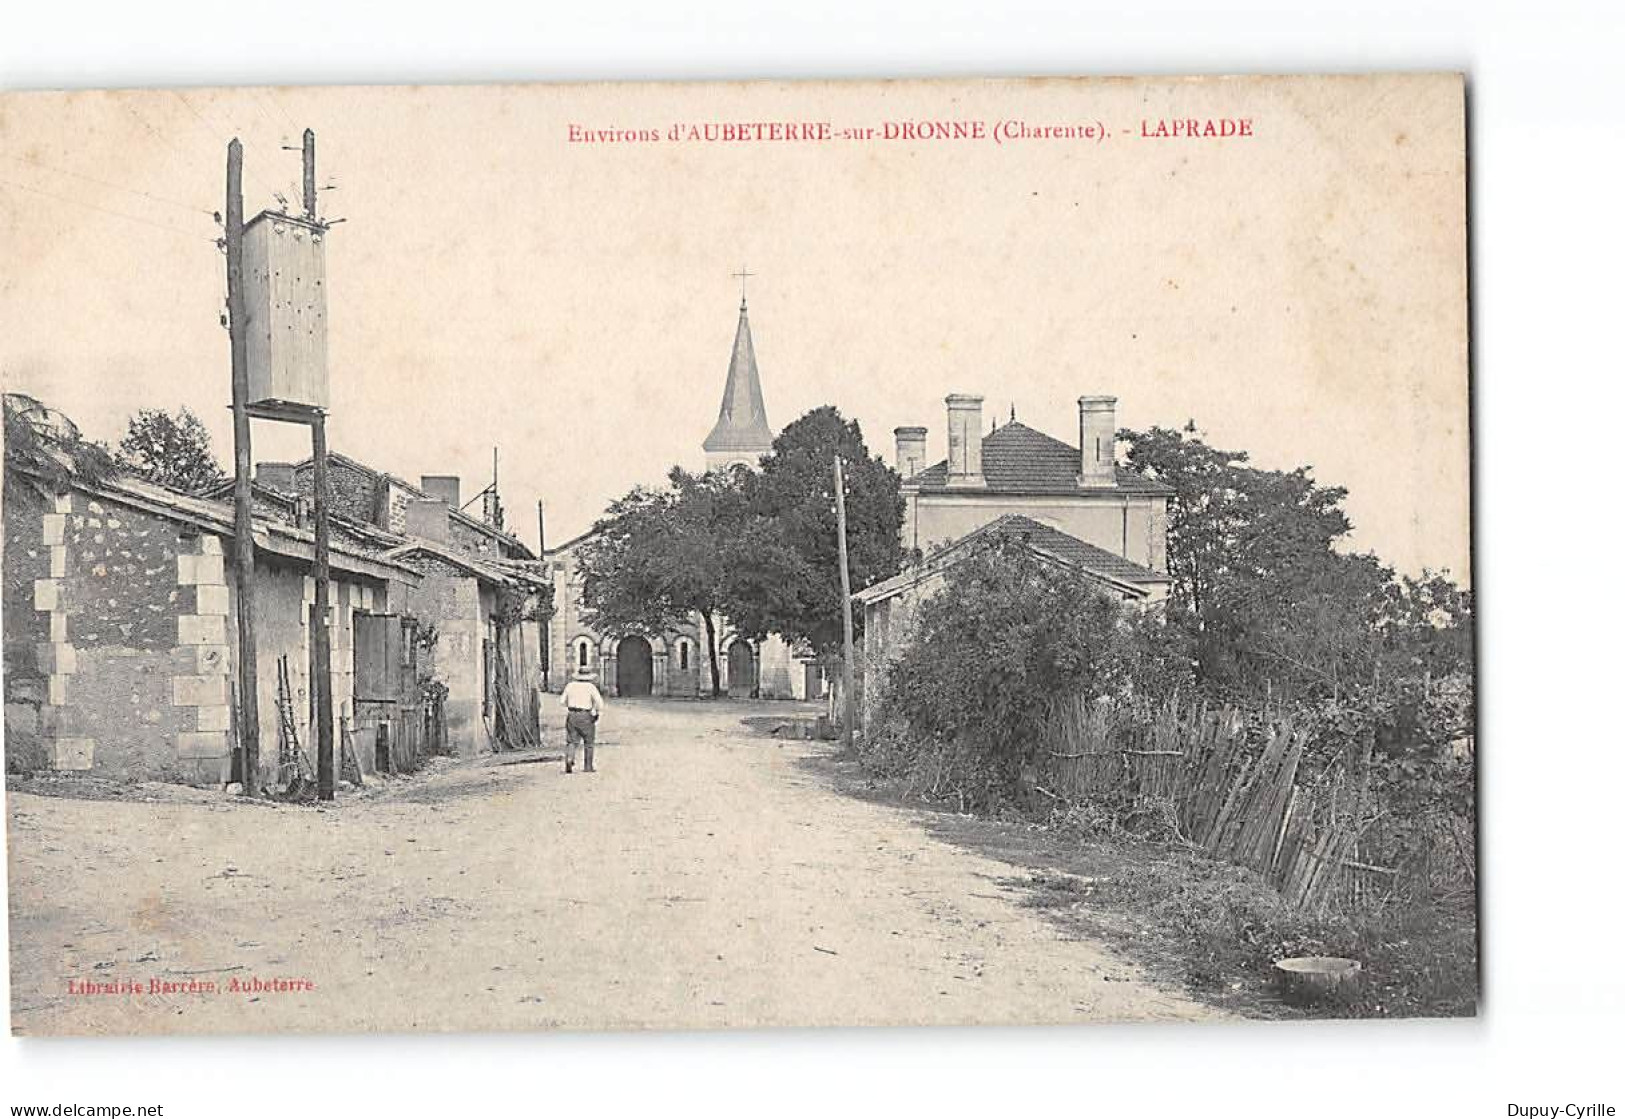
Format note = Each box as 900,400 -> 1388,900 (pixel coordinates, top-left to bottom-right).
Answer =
805,749 -> 1477,1020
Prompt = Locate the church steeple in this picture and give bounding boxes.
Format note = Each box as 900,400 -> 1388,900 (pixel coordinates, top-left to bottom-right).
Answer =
702,294 -> 774,470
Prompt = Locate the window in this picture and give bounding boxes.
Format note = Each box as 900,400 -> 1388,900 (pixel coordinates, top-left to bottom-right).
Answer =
578,640 -> 589,669
679,641 -> 689,671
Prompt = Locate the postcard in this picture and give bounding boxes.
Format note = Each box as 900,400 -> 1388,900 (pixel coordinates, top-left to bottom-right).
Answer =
2,74 -> 1471,1034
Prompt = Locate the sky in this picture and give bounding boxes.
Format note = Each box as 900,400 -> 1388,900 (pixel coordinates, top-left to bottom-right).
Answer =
0,76 -> 1468,578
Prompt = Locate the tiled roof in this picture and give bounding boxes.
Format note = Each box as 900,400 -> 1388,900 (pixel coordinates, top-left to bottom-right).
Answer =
66,475 -> 422,585
228,450 -> 535,558
854,513 -> 1168,605
380,540 -> 551,589
959,514 -> 1169,584
909,420 -> 1172,496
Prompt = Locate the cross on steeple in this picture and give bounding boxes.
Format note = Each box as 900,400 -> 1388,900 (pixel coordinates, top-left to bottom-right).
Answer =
732,264 -> 755,309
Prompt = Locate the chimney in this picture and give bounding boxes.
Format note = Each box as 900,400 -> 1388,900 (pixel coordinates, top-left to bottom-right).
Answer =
894,426 -> 928,481
256,461 -> 297,492
403,497 -> 450,544
1078,395 -> 1118,488
944,394 -> 986,488
420,475 -> 461,510
482,487 -> 504,531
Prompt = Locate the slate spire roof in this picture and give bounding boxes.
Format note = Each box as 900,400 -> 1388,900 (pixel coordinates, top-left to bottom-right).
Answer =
703,299 -> 775,455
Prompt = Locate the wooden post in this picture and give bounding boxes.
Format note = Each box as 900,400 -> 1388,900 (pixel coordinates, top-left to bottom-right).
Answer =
226,139 -> 262,797
303,128 -> 336,802
312,414 -> 335,801
301,128 -> 316,220
537,499 -> 549,691
833,456 -> 857,750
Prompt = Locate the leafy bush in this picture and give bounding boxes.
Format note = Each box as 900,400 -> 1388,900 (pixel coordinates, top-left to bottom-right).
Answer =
4,392 -> 118,499
876,536 -> 1131,808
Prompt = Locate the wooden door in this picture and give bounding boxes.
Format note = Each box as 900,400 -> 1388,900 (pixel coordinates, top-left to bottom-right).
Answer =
727,641 -> 754,699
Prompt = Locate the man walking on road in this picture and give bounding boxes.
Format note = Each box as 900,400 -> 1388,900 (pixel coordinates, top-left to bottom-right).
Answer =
561,665 -> 606,774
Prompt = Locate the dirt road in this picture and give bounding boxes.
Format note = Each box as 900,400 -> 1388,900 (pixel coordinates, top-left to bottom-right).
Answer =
7,700 -> 1220,1034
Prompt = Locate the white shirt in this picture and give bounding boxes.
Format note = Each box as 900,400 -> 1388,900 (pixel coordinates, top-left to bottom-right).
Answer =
561,680 -> 605,716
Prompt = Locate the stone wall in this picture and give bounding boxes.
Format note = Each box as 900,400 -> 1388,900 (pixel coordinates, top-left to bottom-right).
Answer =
663,626 -> 706,698
447,516 -> 500,558
397,557 -> 491,757
757,634 -> 799,700
4,485 -> 57,772
545,550 -> 595,694
229,558 -> 381,786
1,480 -> 397,787
292,457 -> 379,528
2,486 -> 233,784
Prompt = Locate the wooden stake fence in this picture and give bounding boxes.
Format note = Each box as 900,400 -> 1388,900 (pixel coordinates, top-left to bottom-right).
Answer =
1043,696 -> 1368,913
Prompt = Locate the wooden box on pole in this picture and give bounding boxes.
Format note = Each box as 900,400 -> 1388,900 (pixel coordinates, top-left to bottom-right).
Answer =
241,210 -> 330,421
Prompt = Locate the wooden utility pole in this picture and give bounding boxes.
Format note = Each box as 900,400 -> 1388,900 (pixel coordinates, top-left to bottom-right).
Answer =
226,139 -> 262,796
537,499 -> 549,690
302,128 -> 316,222
833,456 -> 857,750
304,127 -> 336,802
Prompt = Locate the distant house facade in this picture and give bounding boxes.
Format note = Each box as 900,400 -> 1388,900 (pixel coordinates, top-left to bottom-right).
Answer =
895,394 -> 1169,569
854,393 -> 1174,730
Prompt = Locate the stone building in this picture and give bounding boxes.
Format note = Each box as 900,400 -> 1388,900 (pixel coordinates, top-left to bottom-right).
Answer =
3,398 -> 549,787
235,454 -> 549,757
854,394 -> 1174,729
544,297 -> 822,701
3,465 -> 422,786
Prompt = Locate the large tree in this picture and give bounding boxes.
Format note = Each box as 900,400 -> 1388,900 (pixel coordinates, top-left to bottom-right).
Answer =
575,467 -> 749,696
725,406 -> 906,656
117,407 -> 227,494
1119,422 -> 1472,704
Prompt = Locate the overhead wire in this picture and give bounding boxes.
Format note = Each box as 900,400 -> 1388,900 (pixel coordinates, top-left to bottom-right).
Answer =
170,91 -> 284,204
0,177 -> 216,242
1,152 -> 215,216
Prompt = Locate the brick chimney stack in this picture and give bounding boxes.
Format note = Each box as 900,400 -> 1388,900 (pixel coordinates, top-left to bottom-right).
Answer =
255,462 -> 297,492
944,394 -> 986,488
894,426 -> 928,481
1078,395 -> 1118,488
420,475 -> 461,509
404,498 -> 450,543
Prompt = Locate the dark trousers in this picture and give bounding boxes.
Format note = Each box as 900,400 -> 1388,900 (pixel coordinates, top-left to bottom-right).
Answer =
565,710 -> 597,770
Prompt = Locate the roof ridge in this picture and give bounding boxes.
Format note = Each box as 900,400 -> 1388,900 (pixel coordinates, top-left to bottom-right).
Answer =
71,474 -> 421,580
965,512 -> 1167,581
279,450 -> 533,555
910,419 -> 1173,497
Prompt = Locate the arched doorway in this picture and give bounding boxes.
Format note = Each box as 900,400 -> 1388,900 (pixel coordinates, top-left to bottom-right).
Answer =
616,636 -> 653,697
727,640 -> 755,699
